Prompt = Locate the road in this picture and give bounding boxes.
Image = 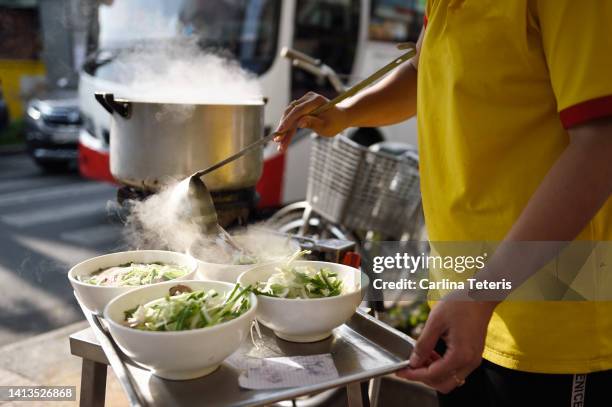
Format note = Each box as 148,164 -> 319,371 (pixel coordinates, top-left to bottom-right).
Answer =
0,153 -> 125,346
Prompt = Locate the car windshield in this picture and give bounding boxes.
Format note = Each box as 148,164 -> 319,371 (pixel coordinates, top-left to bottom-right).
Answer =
89,0 -> 281,76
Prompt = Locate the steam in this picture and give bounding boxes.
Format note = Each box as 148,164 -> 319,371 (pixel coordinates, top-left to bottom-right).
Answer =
97,0 -> 263,102
190,230 -> 299,265
123,182 -> 297,264
98,2 -> 279,260
123,182 -> 201,253
110,41 -> 262,104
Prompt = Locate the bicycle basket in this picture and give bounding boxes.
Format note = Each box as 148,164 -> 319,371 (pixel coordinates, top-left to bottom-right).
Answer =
306,134 -> 421,238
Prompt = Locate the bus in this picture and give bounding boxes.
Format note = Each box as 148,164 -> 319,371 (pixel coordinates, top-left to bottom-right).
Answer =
78,0 -> 425,207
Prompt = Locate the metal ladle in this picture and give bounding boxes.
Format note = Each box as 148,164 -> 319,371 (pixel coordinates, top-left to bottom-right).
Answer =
173,44 -> 417,245
169,172 -> 244,251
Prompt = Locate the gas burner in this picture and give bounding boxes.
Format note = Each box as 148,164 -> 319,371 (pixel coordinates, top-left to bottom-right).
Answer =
210,188 -> 257,228
117,186 -> 257,228
117,186 -> 153,204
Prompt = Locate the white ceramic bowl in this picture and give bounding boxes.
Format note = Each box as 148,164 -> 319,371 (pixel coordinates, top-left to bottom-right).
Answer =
104,280 -> 257,380
188,257 -> 253,283
238,261 -> 368,343
188,235 -> 299,283
68,250 -> 197,315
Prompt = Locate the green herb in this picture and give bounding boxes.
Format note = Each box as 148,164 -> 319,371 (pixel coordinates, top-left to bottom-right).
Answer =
123,306 -> 139,320
254,266 -> 343,299
125,284 -> 251,331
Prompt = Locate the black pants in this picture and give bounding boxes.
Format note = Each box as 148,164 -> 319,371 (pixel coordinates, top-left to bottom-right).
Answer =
438,359 -> 612,407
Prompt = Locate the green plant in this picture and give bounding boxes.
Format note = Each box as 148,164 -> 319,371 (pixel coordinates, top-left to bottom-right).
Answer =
385,301 -> 430,338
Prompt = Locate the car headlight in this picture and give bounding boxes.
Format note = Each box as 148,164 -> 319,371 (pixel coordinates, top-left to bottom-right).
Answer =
27,105 -> 41,121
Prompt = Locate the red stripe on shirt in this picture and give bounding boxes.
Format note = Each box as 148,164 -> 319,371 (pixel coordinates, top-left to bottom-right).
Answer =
424,15 -> 428,29
559,95 -> 612,128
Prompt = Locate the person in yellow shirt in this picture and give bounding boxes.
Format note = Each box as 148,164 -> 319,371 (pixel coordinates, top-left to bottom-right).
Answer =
275,0 -> 611,405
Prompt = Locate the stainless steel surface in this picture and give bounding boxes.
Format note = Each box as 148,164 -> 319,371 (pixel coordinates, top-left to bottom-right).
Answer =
79,359 -> 107,407
70,329 -> 108,364
172,174 -> 219,230
192,131 -> 277,179
369,377 -> 382,407
281,47 -> 322,67
171,175 -> 248,252
76,296 -> 146,407
346,383 -> 365,407
70,309 -> 414,407
95,93 -> 265,192
282,48 -> 345,94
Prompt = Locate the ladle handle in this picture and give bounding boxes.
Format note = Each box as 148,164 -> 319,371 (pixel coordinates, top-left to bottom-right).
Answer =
192,132 -> 277,178
310,46 -> 416,116
193,46 -> 416,179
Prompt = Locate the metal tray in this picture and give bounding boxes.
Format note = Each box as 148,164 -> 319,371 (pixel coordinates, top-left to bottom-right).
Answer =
70,306 -> 415,407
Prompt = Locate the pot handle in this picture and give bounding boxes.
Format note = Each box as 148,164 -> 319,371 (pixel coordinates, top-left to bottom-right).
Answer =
94,92 -> 131,119
94,92 -> 113,114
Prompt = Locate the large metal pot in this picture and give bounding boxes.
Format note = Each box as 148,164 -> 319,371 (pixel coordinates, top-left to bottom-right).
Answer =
95,93 -> 264,191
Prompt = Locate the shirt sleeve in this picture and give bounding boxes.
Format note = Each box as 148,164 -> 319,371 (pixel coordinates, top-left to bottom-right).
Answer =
536,0 -> 612,129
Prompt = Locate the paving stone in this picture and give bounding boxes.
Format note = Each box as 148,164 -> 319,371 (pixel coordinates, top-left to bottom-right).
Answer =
0,321 -> 128,407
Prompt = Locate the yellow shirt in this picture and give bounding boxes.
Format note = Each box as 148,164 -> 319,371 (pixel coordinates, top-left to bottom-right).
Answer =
418,0 -> 612,373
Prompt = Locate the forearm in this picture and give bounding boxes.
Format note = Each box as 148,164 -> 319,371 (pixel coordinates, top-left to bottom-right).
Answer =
340,61 -> 418,128
511,124 -> 611,241
473,120 -> 612,300
275,29 -> 425,148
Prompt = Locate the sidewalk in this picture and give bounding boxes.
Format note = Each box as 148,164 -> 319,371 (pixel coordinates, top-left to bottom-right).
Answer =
0,321 -> 128,407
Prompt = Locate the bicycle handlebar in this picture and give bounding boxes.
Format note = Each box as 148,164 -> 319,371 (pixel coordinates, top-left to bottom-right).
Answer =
291,59 -> 326,77
281,47 -> 321,67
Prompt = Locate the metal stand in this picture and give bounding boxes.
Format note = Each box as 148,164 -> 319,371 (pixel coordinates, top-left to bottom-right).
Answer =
79,359 -> 107,407
69,308 -> 415,407
71,340 -> 371,407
